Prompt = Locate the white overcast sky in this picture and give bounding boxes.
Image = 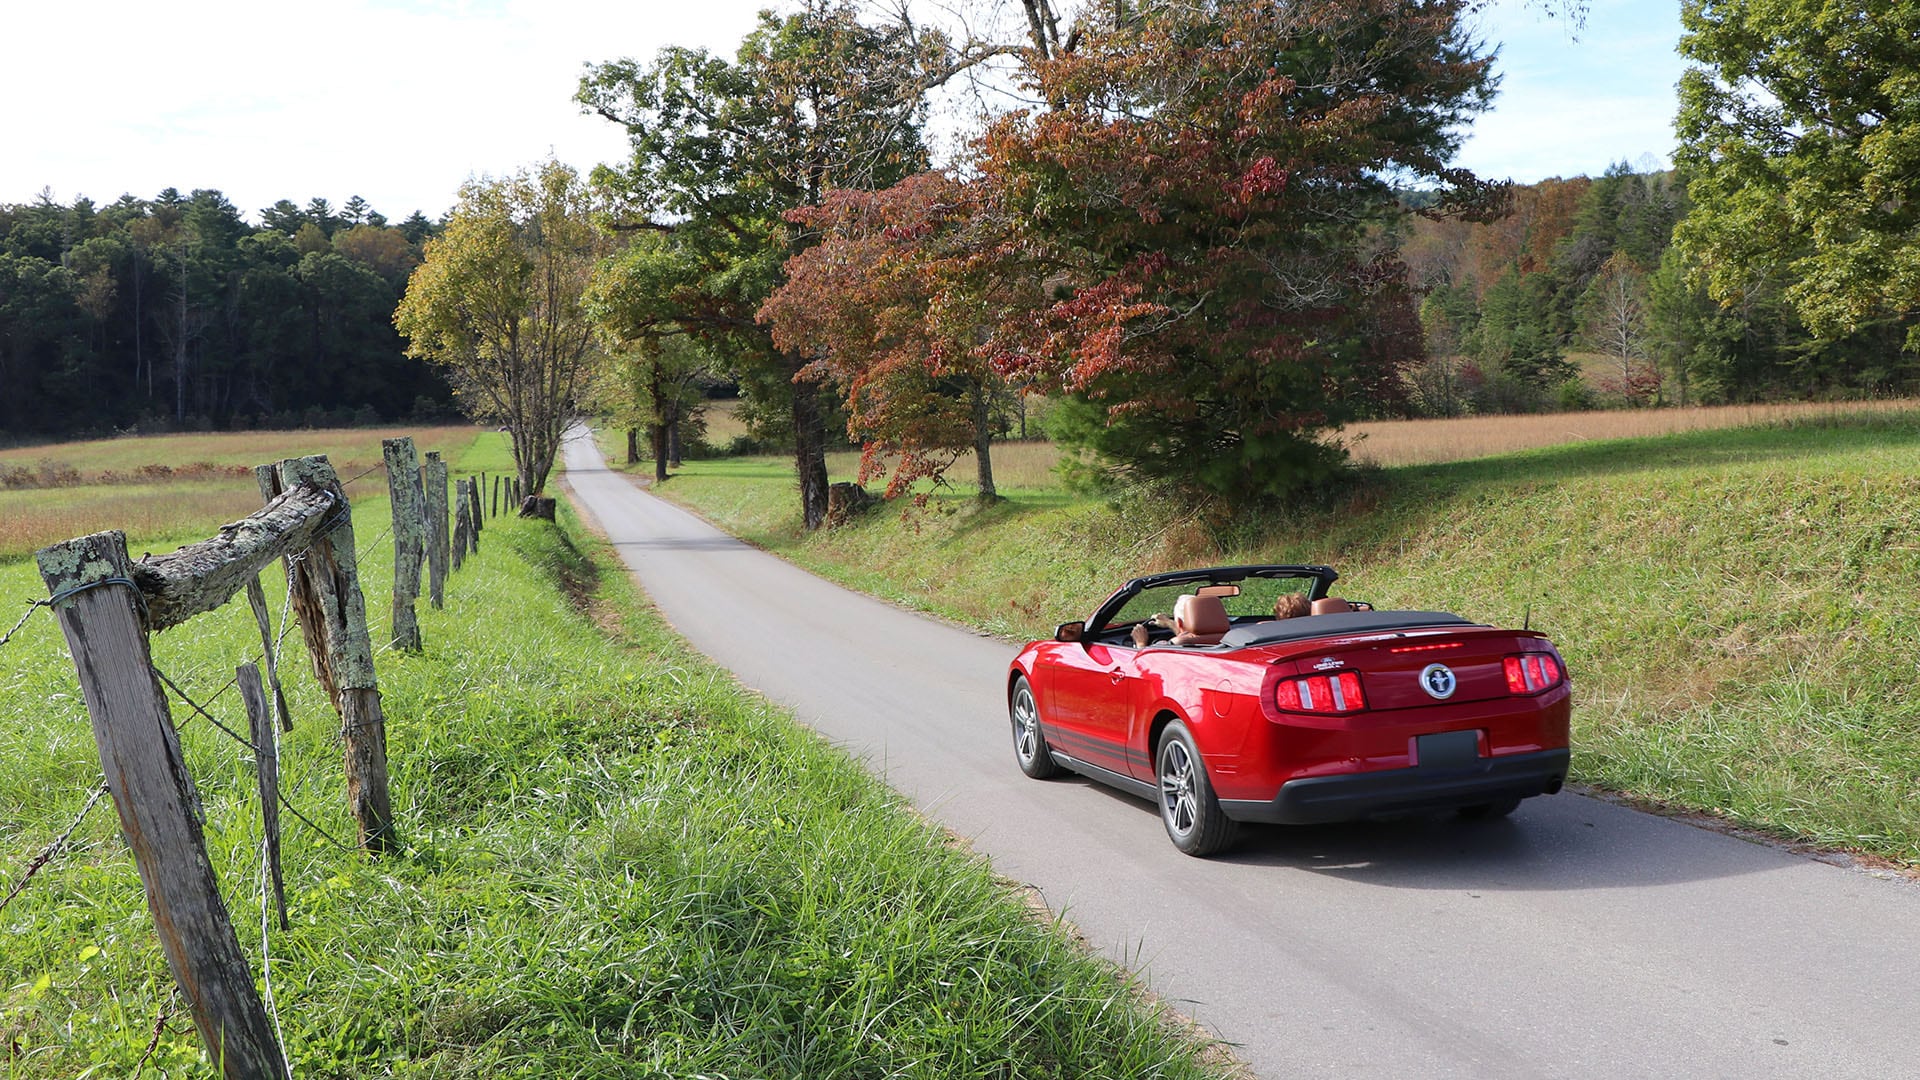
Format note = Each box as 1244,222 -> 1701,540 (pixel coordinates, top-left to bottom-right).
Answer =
0,0 -> 1687,224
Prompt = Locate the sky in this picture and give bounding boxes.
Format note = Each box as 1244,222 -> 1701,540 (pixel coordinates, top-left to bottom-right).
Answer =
0,0 -> 1690,225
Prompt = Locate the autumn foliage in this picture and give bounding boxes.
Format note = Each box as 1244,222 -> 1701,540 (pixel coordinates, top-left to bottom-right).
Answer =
765,174 -> 1036,499
767,0 -> 1504,502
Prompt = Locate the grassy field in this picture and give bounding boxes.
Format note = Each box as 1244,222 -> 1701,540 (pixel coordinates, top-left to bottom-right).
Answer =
644,407 -> 1920,869
1,431 -> 1224,1077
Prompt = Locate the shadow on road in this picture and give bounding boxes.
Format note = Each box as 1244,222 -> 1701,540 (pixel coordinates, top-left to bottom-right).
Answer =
1066,779 -> 1785,892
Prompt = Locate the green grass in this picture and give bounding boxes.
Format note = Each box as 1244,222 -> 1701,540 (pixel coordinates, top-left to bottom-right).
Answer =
1,432 -> 1224,1077
647,411 -> 1920,868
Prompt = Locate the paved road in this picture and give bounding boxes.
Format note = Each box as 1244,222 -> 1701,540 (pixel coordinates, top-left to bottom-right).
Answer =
561,432 -> 1919,1079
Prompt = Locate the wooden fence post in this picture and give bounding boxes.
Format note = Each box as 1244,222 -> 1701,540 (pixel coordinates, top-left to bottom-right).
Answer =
237,663 -> 289,934
422,452 -> 449,608
451,481 -> 469,571
490,474 -> 499,519
382,437 -> 425,652
258,455 -> 398,855
464,478 -> 481,553
472,474 -> 485,533
36,532 -> 289,1079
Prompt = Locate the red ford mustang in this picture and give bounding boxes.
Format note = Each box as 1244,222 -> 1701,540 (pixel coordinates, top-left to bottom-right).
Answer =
1007,565 -> 1571,856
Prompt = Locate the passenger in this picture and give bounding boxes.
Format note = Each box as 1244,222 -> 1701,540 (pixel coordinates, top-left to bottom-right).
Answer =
1273,593 -> 1310,620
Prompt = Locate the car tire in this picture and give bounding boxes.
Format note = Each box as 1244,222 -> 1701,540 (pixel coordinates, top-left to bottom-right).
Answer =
1457,796 -> 1522,820
1010,675 -> 1061,779
1156,721 -> 1238,857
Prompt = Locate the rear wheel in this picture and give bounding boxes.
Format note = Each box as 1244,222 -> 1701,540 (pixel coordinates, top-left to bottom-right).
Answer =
1156,721 -> 1238,857
1457,796 -> 1522,820
1010,675 -> 1060,779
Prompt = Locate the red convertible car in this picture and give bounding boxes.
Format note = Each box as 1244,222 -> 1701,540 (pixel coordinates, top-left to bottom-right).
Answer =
1007,565 -> 1571,856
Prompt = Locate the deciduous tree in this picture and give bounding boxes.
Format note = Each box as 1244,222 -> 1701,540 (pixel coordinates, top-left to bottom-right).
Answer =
580,0 -> 992,528
762,172 -> 1031,500
1674,0 -> 1920,348
969,0 -> 1501,499
395,161 -> 604,498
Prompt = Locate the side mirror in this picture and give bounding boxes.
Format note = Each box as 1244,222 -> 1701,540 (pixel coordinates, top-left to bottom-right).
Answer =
1054,621 -> 1085,643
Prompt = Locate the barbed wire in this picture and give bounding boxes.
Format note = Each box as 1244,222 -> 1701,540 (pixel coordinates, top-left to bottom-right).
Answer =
155,665 -> 257,754
0,781 -> 109,918
340,461 -> 386,487
130,998 -> 177,1080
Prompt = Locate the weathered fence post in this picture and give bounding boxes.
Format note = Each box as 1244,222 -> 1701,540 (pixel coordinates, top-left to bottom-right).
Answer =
491,474 -> 500,519
382,438 -> 426,652
472,474 -> 485,533
451,481 -> 468,571
258,455 -> 398,855
237,663 -> 289,934
422,452 -> 449,608
35,532 -> 289,1080
243,576 -> 293,733
464,478 -> 481,553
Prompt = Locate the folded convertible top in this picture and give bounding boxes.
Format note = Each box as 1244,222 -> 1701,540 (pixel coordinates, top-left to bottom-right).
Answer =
1218,610 -> 1477,649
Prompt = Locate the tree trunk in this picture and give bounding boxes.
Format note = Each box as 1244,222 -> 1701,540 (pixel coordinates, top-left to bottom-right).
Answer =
792,376 -> 830,530
652,423 -> 669,484
626,426 -> 640,464
972,382 -> 997,500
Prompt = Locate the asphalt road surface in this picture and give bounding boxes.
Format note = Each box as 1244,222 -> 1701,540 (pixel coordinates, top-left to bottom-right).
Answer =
561,431 -> 1919,1079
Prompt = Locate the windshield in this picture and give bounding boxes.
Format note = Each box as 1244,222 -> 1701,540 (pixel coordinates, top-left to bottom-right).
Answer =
1099,576 -> 1319,632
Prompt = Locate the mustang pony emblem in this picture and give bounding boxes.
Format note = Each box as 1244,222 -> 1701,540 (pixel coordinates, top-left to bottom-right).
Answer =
1419,663 -> 1458,700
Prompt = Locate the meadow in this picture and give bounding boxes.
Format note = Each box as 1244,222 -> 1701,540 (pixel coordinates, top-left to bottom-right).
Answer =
646,405 -> 1920,869
0,425 -> 485,561
1,429 -> 1222,1077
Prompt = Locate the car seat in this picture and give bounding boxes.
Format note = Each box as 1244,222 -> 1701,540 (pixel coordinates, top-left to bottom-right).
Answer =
1173,594 -> 1231,645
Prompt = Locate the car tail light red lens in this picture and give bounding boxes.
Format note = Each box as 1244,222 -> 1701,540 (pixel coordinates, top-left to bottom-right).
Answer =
1504,652 -> 1563,694
1275,671 -> 1366,713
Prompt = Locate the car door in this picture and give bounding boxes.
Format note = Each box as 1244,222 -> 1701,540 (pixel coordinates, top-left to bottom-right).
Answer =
1040,639 -> 1139,776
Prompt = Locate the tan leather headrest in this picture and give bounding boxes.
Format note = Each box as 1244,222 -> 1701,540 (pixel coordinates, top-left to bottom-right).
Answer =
1311,596 -> 1352,616
1174,594 -> 1230,644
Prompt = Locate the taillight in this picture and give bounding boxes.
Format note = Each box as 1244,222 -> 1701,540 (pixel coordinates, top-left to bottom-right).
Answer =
1503,652 -> 1563,694
1275,671 -> 1366,713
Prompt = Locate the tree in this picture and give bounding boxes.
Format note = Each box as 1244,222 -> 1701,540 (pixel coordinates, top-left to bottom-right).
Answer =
762,173 -> 1028,500
1674,0 -> 1920,348
1578,252 -> 1657,405
580,1 -> 988,528
395,161 -> 604,498
967,0 -> 1499,498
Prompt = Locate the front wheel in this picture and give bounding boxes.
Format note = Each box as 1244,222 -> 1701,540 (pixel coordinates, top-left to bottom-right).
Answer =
1010,675 -> 1060,779
1156,721 -> 1238,857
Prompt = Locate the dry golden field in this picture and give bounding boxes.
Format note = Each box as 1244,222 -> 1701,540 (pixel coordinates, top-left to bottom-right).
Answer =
0,424 -> 494,560
1336,398 -> 1920,466
829,398 -> 1920,493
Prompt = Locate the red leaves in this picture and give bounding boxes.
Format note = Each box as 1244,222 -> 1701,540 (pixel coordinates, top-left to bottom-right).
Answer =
1231,157 -> 1290,204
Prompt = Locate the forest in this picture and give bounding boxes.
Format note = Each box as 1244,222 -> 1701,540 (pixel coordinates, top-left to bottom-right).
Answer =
1399,164 -> 1918,416
0,189 -> 455,441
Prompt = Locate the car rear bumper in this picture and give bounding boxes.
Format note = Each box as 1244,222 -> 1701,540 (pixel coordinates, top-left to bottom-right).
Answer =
1219,747 -> 1571,825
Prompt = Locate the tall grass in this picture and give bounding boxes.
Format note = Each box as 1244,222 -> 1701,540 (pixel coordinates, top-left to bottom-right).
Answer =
1,431 -> 1225,1077
655,410 -> 1920,868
